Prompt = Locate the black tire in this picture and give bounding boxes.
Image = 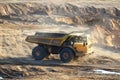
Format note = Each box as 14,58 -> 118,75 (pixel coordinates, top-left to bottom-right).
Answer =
60,48 -> 74,63
32,46 -> 47,60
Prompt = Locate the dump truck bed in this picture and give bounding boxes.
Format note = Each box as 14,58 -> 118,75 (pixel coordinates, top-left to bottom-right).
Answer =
26,32 -> 69,46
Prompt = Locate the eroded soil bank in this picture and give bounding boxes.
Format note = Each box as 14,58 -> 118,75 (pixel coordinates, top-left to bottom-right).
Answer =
0,0 -> 120,80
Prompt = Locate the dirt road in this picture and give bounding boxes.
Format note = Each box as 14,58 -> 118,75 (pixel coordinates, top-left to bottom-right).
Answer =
1,64 -> 120,80
0,46 -> 120,80
0,0 -> 120,80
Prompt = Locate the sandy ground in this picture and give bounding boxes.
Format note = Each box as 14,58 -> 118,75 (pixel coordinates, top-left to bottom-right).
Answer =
0,0 -> 120,80
0,26 -> 120,80
1,0 -> 120,8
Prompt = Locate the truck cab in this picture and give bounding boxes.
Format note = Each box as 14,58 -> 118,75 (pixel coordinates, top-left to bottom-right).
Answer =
69,33 -> 92,56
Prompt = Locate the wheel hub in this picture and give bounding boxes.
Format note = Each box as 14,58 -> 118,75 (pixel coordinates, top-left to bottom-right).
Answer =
35,51 -> 40,56
63,53 -> 69,59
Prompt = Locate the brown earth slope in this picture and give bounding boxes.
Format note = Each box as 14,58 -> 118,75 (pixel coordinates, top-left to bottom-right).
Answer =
0,1 -> 120,80
0,2 -> 120,58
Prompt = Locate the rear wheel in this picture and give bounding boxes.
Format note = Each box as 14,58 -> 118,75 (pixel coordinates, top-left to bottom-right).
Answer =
60,48 -> 74,63
32,46 -> 47,60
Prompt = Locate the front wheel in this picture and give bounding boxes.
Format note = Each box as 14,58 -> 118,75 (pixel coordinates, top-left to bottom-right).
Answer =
60,48 -> 74,63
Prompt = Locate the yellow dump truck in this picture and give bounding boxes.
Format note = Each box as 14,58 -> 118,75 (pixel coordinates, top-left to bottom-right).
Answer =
26,32 -> 92,63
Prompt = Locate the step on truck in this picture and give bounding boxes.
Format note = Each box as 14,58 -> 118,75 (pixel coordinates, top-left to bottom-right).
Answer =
26,31 -> 92,63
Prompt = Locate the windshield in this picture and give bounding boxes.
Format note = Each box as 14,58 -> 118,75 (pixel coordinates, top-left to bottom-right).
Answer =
73,36 -> 87,43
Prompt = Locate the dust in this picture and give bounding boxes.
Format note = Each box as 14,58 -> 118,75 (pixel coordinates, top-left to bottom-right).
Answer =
47,0 -> 66,5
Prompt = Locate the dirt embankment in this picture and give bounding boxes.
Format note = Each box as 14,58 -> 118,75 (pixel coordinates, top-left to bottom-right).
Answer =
0,3 -> 120,48
0,1 -> 120,80
0,2 -> 120,59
